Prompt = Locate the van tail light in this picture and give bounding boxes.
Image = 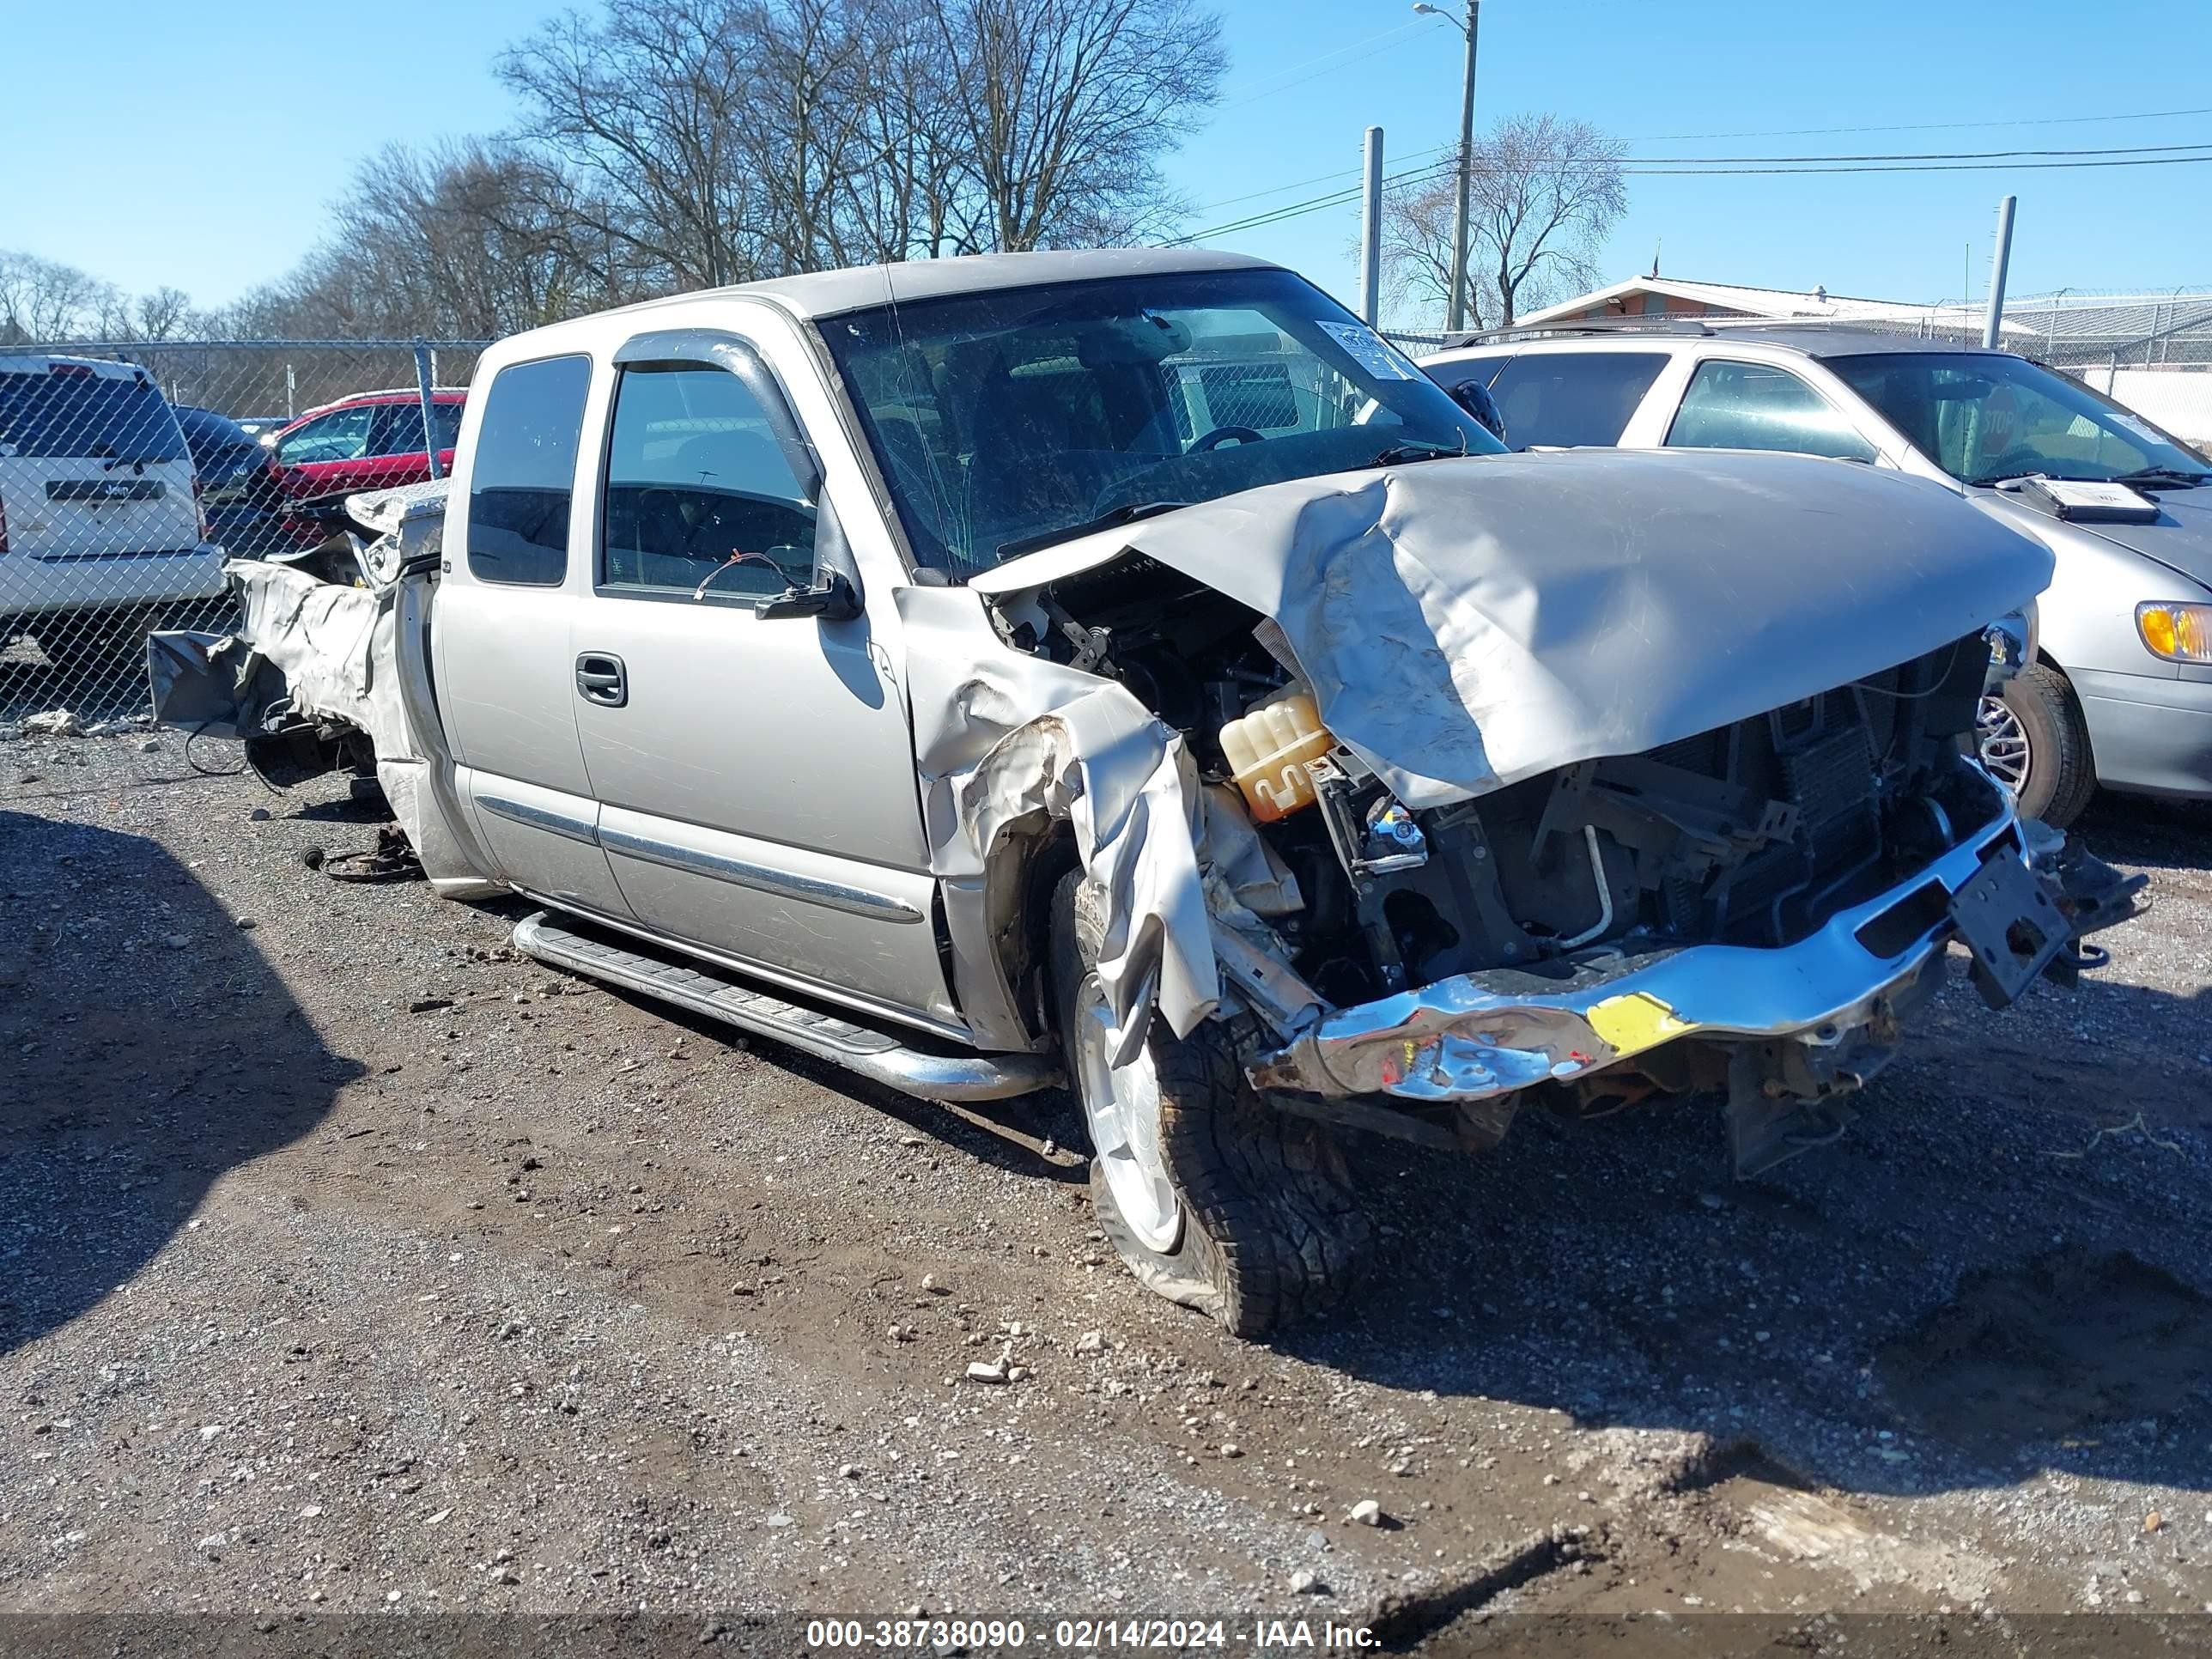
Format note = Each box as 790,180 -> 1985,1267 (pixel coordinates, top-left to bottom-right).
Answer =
0,489 -> 9,556
192,475 -> 210,542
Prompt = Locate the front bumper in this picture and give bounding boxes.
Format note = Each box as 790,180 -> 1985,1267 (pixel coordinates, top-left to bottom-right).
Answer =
1250,775 -> 2135,1104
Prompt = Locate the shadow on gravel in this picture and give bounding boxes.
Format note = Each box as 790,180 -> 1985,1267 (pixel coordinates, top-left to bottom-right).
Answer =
563,966 -> 1088,1187
2075,790 -> 2212,872
1272,964 -> 2212,1505
0,809 -> 362,1358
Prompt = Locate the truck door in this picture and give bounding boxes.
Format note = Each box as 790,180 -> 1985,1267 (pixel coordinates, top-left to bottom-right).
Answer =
568,327 -> 958,1034
430,351 -> 635,920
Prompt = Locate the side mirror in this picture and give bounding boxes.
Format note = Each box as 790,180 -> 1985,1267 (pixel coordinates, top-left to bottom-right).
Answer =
1449,378 -> 1506,442
755,569 -> 861,623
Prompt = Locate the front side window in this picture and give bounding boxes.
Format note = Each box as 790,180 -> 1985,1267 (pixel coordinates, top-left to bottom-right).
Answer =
822,267 -> 1501,576
1825,351 -> 2209,485
276,406 -> 375,466
1665,360 -> 1877,462
467,355 -> 592,586
1483,352 -> 1667,449
599,362 -> 817,599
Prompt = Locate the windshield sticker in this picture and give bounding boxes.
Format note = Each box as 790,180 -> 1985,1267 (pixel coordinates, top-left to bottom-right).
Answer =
1318,321 -> 1419,380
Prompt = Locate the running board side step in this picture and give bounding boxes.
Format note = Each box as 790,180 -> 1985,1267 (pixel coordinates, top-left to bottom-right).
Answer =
512,911 -> 1056,1103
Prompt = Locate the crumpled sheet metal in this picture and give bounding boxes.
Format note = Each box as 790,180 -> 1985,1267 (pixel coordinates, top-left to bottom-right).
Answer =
226,557 -> 494,896
897,587 -> 1297,1065
345,477 -> 451,543
1091,449 -> 2057,811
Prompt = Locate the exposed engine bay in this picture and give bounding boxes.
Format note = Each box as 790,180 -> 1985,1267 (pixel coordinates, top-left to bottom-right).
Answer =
987,544 -> 2142,1173
1000,548 -> 1995,997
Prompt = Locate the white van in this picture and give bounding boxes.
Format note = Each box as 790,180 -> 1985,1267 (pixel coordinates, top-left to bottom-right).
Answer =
0,354 -> 224,676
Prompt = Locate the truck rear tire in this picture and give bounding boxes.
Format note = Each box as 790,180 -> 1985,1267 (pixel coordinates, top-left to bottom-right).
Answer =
1050,869 -> 1368,1336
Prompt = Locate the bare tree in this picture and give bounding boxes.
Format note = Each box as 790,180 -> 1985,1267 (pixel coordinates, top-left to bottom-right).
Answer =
926,0 -> 1224,252
842,1 -> 977,258
131,287 -> 198,342
333,141 -> 641,335
500,0 -> 768,289
0,251 -> 120,343
1386,114 -> 1626,329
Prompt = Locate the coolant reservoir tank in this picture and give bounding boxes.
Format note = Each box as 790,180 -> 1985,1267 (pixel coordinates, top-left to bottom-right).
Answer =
1219,693 -> 1334,822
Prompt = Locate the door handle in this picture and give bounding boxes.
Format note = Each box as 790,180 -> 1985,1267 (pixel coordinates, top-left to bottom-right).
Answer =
575,652 -> 628,708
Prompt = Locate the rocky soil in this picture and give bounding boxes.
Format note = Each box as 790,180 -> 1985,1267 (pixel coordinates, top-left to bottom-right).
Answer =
4,730 -> 2211,1656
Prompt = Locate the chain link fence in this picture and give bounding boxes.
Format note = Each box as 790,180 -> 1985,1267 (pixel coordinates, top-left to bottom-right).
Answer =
0,338 -> 486,735
5,303 -> 2203,763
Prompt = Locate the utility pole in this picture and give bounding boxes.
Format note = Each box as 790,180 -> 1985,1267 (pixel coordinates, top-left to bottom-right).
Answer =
1358,126 -> 1385,327
1413,1 -> 1479,333
1981,195 -> 2016,350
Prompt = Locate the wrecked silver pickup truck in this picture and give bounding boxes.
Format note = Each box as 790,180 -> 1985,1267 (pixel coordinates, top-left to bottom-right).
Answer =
155,250 -> 2143,1336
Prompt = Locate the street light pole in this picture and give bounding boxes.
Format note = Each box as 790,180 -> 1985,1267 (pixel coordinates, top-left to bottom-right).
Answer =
1414,2 -> 1480,333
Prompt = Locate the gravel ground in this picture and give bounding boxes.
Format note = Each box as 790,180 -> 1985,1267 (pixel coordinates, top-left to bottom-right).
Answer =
4,729 -> 2212,1655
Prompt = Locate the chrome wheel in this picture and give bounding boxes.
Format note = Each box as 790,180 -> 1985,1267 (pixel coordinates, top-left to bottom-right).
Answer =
1978,693 -> 2032,793
1072,980 -> 1182,1253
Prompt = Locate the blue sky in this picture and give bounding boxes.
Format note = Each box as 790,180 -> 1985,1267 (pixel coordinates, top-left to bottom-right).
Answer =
4,0 -> 2208,324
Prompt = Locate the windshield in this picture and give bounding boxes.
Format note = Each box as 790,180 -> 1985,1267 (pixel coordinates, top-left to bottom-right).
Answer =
1826,351 -> 2209,486
820,267 -> 1503,576
0,368 -> 185,463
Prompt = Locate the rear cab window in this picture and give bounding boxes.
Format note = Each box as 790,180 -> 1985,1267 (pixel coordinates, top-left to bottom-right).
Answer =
0,365 -> 185,462
1482,352 -> 1669,449
1665,359 -> 1876,463
467,355 -> 593,586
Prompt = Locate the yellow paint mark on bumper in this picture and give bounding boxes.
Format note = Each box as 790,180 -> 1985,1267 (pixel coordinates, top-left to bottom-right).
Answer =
1585,991 -> 1698,1059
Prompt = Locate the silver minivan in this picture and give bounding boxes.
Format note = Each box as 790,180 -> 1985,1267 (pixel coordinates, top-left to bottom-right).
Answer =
1422,327 -> 2212,826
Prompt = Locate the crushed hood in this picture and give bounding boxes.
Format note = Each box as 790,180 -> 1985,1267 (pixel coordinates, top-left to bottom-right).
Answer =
991,449 -> 2055,811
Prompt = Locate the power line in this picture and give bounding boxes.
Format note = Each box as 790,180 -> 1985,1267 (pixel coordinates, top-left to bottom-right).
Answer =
1166,155 -> 1466,246
1167,150 -> 2212,246
1622,153 -> 2212,177
1187,137 -> 2212,220
1215,18 -> 1442,112
1623,140 -> 2212,167
1631,105 -> 2212,143
1185,140 -> 1458,216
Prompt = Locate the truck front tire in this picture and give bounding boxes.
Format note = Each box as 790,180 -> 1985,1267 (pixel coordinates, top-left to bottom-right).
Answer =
1050,870 -> 1368,1337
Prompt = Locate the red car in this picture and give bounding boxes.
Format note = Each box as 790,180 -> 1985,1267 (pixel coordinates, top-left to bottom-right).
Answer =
267,388 -> 466,505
